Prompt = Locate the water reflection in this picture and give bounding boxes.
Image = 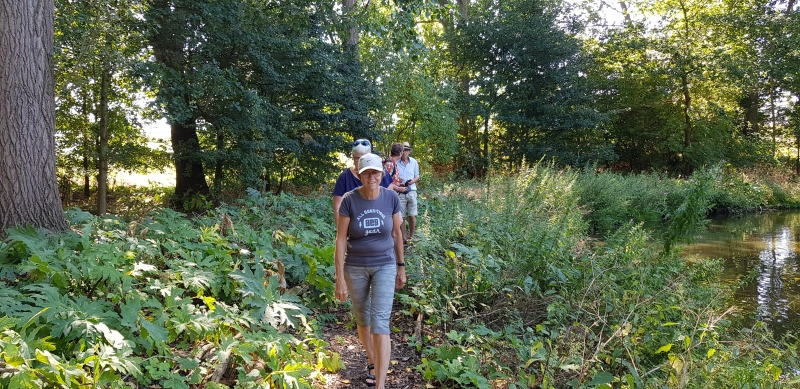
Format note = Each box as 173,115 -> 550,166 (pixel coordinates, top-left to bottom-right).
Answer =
683,211 -> 800,337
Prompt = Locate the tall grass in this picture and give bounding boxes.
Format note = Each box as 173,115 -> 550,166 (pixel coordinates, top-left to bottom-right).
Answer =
405,163 -> 797,388
574,170 -> 684,233
574,164 -> 800,236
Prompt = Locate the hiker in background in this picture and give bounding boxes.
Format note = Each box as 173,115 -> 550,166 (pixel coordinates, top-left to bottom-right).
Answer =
386,143 -> 404,188
396,142 -> 420,243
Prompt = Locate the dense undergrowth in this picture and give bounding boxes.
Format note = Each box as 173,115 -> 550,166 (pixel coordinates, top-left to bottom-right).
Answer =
0,192 -> 342,388
3,164 -> 800,388
406,164 -> 800,388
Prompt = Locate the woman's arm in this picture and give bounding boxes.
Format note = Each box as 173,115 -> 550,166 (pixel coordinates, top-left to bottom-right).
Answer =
392,212 -> 406,290
335,215 -> 350,302
332,196 -> 343,225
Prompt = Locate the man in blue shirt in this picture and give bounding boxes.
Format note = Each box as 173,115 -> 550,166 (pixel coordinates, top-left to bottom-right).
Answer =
394,142 -> 420,242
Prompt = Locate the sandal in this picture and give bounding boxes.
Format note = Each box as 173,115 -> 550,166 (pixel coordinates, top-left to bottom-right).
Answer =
366,363 -> 376,387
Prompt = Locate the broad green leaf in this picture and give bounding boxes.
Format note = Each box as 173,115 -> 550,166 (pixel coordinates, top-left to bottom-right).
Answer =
656,343 -> 673,354
587,371 -> 614,385
120,299 -> 141,330
139,316 -> 168,343
9,370 -> 38,389
164,378 -> 190,389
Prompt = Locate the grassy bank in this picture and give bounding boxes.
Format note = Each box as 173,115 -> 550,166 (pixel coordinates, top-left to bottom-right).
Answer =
407,164 -> 800,387
576,164 -> 800,235
2,164 -> 800,387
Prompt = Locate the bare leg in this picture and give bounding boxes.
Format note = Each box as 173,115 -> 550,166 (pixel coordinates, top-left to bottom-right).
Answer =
373,333 -> 391,389
408,216 -> 416,239
357,325 -> 374,366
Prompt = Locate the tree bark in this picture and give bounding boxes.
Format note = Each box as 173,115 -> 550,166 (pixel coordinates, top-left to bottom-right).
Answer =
213,132 -> 224,191
81,92 -> 91,198
0,0 -> 68,232
96,64 -> 110,215
619,0 -> 633,27
740,91 -> 760,136
147,0 -> 209,208
678,0 -> 693,175
771,85 -> 777,157
343,0 -> 359,50
681,73 -> 692,148
83,146 -> 91,198
171,120 -> 209,205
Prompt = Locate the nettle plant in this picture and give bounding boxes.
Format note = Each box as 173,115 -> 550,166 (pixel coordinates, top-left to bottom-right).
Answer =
0,191 -> 340,388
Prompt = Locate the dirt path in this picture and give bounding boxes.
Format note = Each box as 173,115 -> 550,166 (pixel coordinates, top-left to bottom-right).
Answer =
318,307 -> 427,389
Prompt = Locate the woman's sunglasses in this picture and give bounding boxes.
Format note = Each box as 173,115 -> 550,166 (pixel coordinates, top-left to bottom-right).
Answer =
352,140 -> 371,147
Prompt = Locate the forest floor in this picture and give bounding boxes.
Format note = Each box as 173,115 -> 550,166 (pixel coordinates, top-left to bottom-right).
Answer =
318,306 -> 427,389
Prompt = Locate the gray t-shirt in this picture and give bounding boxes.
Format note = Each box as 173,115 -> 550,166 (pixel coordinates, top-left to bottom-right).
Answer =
339,187 -> 401,267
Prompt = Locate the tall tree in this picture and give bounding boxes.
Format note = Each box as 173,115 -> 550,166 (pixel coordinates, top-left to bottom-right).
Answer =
0,0 -> 68,232
145,0 -> 211,209
54,0 -> 159,214
144,0 -> 378,203
355,0 -> 459,171
437,0 -> 477,174
591,0 -> 771,173
451,0 -> 602,170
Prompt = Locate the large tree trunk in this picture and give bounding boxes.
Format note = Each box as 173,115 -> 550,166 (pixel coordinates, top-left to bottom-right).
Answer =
213,132 -> 224,192
147,0 -> 209,209
171,120 -> 209,204
83,146 -> 91,198
681,72 -> 692,150
678,1 -> 693,175
0,0 -> 68,232
81,93 -> 91,198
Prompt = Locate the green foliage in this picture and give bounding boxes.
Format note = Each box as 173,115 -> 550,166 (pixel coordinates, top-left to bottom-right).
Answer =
587,0 -> 793,174
661,166 -> 717,253
143,0 -> 379,196
449,0 -> 604,172
401,164 -> 585,327
0,192 -> 341,387
364,42 -> 460,166
61,184 -> 174,220
575,170 -> 684,233
404,163 -> 799,387
705,165 -> 800,212
574,164 -> 800,237
9,157 -> 800,387
54,0 -> 169,197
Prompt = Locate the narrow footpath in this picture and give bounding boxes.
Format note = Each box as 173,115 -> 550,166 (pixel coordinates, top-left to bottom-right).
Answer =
319,306 -> 426,388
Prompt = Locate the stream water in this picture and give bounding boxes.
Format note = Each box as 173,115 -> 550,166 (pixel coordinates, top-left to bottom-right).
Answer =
682,210 -> 800,337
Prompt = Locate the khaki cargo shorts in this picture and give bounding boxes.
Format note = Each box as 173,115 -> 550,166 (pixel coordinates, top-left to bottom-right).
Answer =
398,190 -> 418,217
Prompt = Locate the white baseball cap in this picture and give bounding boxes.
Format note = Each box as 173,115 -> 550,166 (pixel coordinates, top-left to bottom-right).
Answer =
358,153 -> 384,174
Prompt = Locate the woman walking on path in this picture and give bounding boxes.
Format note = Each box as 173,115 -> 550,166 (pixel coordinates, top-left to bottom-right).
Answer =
335,153 -> 407,388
